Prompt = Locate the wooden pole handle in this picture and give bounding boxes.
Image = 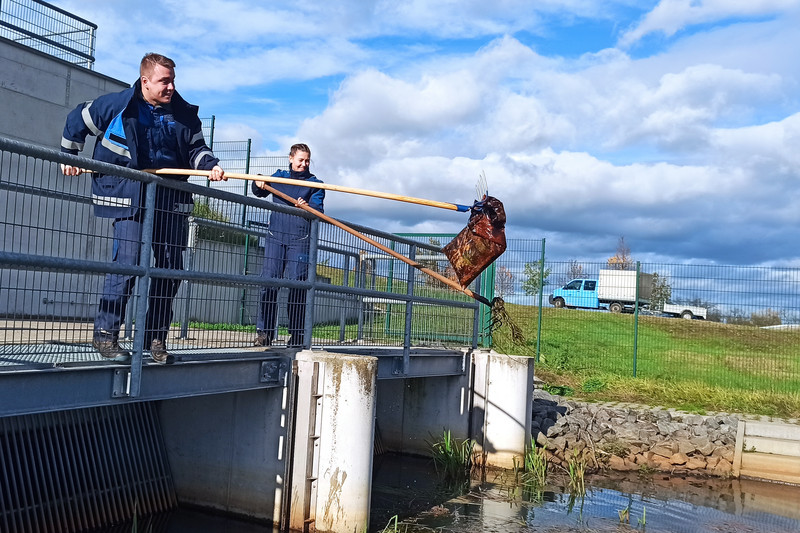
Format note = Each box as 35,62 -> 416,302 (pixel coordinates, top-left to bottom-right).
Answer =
144,168 -> 471,213
259,183 -> 489,306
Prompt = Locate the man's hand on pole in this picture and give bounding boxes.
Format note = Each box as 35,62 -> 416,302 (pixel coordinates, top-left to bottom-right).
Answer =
208,165 -> 226,181
60,164 -> 88,176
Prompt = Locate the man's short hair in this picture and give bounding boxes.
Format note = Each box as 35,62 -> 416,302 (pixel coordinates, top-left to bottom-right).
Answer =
140,53 -> 176,77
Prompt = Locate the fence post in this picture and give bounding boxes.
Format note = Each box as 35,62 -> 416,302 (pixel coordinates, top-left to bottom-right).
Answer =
633,261 -> 641,377
130,181 -> 158,397
238,139 -> 253,324
239,220 -> 251,326
205,115 -> 215,188
536,239 -> 546,362
402,244 -> 417,374
179,218 -> 198,338
479,263 -> 496,347
240,138 -> 252,227
302,218 -> 320,349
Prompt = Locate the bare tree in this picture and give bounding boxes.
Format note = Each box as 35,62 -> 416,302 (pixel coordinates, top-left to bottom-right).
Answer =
607,236 -> 634,270
495,266 -> 515,298
559,259 -> 585,285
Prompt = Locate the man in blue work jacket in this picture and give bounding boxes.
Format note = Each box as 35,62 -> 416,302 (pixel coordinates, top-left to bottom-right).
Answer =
61,53 -> 225,363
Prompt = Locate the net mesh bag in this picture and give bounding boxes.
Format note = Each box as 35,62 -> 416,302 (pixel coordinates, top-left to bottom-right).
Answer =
442,196 -> 507,288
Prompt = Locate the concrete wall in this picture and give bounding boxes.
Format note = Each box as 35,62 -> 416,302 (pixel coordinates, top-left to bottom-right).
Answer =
175,238 -> 360,326
1,37 -> 127,319
157,349 -> 534,528
376,350 -> 535,468
159,388 -> 289,524
0,37 -> 129,147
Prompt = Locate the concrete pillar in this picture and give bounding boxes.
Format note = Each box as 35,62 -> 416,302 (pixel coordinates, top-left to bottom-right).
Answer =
289,350 -> 378,533
471,350 -> 535,468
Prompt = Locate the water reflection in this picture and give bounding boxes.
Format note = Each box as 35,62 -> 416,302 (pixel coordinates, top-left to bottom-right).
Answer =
373,454 -> 800,533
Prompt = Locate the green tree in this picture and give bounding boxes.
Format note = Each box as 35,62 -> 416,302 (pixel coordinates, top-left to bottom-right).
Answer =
649,272 -> 672,311
522,260 -> 551,296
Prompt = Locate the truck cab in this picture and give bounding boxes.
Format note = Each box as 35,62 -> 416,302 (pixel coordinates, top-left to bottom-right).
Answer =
549,279 -> 599,309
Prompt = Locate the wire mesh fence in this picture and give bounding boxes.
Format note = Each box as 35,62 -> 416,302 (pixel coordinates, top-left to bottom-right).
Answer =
493,240 -> 800,393
0,0 -> 96,69
4,132 -> 800,394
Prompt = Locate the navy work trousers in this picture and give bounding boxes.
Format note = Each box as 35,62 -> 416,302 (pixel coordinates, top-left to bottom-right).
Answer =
94,210 -> 188,345
257,226 -> 311,343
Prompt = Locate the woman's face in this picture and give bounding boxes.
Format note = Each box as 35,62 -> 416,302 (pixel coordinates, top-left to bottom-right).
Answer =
289,150 -> 310,172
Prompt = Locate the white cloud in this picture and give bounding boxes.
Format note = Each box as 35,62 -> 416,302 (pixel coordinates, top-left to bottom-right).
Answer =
48,1 -> 800,264
619,0 -> 800,47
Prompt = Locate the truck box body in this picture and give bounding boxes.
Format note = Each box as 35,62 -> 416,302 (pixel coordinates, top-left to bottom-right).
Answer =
597,270 -> 653,304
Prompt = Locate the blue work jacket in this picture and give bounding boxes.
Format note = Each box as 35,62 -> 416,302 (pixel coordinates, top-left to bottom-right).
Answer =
61,80 -> 219,218
252,169 -> 325,237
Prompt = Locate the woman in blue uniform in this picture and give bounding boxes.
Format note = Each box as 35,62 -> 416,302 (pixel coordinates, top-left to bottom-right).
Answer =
252,143 -> 324,347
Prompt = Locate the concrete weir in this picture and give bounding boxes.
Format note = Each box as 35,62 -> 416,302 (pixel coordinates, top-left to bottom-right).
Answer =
155,348 -> 535,532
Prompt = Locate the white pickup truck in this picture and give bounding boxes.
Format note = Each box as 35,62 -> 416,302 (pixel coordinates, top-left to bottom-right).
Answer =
662,303 -> 707,320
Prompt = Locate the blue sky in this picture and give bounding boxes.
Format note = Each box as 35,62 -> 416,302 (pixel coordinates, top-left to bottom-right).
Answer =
57,0 -> 800,266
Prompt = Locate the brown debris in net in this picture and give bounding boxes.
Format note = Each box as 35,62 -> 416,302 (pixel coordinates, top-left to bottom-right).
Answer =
487,297 -> 525,344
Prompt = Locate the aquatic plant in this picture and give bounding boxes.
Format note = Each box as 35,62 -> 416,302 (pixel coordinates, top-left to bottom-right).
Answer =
618,505 -> 630,523
567,449 -> 586,495
509,441 -> 549,502
375,515 -> 405,533
523,440 -> 548,487
638,505 -> 647,527
428,429 -> 475,489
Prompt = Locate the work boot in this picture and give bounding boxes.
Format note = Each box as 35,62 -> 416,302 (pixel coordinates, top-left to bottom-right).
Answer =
254,331 -> 272,347
92,338 -> 131,360
149,339 -> 169,364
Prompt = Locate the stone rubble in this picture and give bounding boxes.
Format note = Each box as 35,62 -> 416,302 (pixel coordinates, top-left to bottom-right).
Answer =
532,389 -> 738,476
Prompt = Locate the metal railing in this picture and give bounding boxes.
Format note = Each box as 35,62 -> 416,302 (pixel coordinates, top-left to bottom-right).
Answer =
0,0 -> 96,69
0,136 -> 483,395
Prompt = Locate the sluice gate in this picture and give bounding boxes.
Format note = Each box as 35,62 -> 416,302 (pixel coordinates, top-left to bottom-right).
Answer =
0,403 -> 176,533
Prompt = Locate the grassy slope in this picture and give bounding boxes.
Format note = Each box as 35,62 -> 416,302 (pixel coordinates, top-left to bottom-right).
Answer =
492,305 -> 800,418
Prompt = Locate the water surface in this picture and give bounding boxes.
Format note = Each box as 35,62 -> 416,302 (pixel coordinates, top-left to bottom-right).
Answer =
371,453 -> 800,533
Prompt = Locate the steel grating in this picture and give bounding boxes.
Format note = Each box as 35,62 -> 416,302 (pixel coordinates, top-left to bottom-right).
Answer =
0,402 -> 176,532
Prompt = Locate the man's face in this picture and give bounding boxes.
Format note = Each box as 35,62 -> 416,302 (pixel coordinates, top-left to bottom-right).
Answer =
141,64 -> 175,106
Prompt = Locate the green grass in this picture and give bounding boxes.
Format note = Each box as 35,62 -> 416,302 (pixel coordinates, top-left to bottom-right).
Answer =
492,305 -> 800,418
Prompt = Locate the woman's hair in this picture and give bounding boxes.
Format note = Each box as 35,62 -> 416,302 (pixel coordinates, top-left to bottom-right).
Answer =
289,143 -> 311,158
140,53 -> 176,77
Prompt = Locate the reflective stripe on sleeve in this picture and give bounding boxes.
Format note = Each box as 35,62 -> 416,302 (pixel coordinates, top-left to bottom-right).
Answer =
190,131 -> 205,145
81,101 -> 102,136
192,150 -> 214,169
61,138 -> 84,151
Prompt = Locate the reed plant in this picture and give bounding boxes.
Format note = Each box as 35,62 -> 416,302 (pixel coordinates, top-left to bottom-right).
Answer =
428,429 -> 475,489
567,449 -> 586,496
523,440 -> 548,487
508,440 -> 549,502
375,515 -> 405,533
